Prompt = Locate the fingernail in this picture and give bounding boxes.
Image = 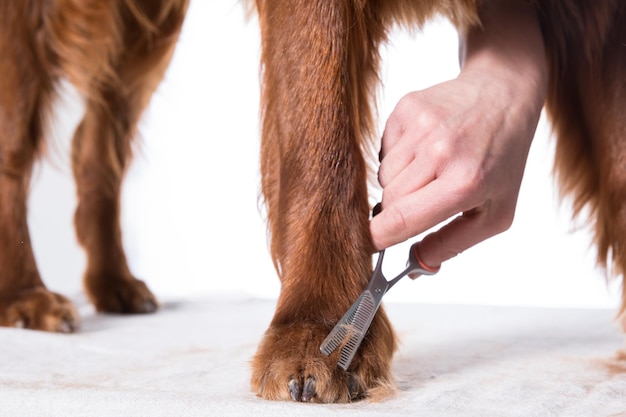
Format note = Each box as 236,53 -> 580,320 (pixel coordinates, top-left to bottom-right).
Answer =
372,203 -> 382,217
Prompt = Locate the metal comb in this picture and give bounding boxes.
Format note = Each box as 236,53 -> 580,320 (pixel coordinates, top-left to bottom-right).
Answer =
320,242 -> 439,370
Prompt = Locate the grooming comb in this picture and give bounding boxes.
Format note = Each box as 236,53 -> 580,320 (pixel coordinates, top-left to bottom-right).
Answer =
320,242 -> 439,370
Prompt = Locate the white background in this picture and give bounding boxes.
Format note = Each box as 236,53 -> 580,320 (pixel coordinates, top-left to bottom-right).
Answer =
28,0 -> 621,310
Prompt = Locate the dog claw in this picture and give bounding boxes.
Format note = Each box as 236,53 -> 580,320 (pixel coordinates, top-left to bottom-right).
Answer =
288,378 -> 301,401
58,321 -> 71,333
58,317 -> 79,333
1,288 -> 80,333
301,376 -> 316,402
141,299 -> 157,314
251,321 -> 395,403
287,376 -> 317,402
89,277 -> 158,314
349,374 -> 363,400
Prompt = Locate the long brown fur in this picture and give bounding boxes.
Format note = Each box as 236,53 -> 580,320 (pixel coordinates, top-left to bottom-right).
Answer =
0,0 -> 624,405
0,0 -> 188,330
536,1 -> 626,325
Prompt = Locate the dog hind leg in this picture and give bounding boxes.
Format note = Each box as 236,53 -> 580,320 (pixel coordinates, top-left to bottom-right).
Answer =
69,0 -> 188,313
0,2 -> 79,332
584,10 -> 626,333
539,1 -> 626,332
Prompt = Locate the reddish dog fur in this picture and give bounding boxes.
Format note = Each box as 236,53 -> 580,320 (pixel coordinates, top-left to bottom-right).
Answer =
0,0 -> 188,329
0,0 -> 624,404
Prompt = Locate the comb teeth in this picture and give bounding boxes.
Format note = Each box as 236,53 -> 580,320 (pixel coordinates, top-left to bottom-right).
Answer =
320,292 -> 363,356
320,317 -> 353,356
337,290 -> 377,370
350,290 -> 376,332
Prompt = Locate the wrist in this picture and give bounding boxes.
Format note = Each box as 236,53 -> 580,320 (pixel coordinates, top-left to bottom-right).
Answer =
459,1 -> 548,110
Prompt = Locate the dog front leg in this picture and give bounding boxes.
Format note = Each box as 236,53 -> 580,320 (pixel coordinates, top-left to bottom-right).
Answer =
251,0 -> 396,403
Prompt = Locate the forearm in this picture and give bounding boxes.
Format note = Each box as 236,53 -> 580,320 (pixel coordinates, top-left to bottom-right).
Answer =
460,1 -> 548,114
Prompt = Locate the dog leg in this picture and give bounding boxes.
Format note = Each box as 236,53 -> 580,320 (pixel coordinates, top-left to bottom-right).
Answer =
0,3 -> 79,332
588,18 -> 626,333
71,1 -> 188,313
251,0 -> 396,402
539,1 -> 626,332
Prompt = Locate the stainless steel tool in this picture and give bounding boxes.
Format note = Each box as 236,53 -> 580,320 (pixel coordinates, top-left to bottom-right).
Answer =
319,241 -> 439,370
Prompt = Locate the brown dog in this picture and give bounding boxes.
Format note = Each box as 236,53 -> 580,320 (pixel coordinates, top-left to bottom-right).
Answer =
0,0 -> 624,404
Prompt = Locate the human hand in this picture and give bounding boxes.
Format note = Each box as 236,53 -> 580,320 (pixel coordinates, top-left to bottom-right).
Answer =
370,2 -> 547,267
370,71 -> 539,267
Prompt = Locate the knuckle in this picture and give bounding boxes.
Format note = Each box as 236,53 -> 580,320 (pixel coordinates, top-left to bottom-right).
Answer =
428,137 -> 454,164
396,92 -> 421,113
447,171 -> 483,206
396,93 -> 440,130
382,114 -> 403,141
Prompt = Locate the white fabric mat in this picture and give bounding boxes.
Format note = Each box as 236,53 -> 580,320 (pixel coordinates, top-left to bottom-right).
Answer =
1,297 -> 624,416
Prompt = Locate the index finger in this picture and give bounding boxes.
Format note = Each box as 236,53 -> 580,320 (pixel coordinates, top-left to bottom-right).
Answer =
369,179 -> 467,251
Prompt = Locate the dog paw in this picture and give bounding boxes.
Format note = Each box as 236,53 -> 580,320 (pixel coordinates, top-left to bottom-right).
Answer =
0,287 -> 80,333
85,275 -> 158,314
251,312 -> 396,403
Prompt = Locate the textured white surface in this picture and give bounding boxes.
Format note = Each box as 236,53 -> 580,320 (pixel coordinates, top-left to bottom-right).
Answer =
1,298 -> 624,416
